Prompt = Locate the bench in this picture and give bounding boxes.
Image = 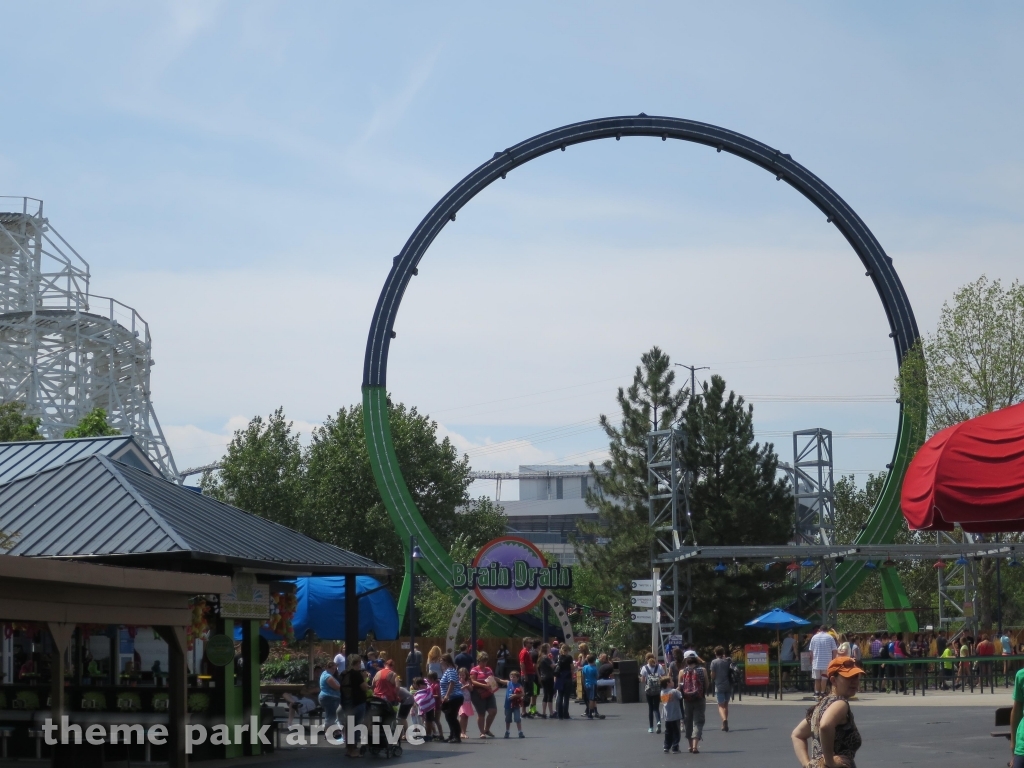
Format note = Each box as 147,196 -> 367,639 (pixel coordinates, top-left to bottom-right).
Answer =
993,706 -> 1011,739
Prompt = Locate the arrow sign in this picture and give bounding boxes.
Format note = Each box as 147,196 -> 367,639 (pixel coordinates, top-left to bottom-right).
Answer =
630,595 -> 655,608
631,579 -> 662,592
630,610 -> 655,624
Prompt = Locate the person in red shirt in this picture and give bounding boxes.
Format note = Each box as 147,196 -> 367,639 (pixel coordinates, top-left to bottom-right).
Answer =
469,652 -> 499,737
518,637 -> 536,718
976,633 -> 995,687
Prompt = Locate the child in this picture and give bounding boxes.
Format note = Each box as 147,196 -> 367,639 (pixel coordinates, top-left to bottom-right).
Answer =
581,654 -> 605,720
457,667 -> 474,738
659,676 -> 682,753
427,671 -> 444,740
504,670 -> 525,738
411,677 -> 438,742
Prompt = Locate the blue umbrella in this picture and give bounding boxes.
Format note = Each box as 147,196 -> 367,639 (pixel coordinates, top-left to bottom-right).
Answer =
745,608 -> 811,630
745,608 -> 811,698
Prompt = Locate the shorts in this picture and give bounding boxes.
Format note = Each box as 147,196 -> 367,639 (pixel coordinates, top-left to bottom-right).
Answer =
424,709 -> 438,723
812,668 -> 828,679
715,687 -> 731,706
583,684 -> 595,703
505,708 -> 521,725
398,702 -> 413,719
522,674 -> 537,694
459,698 -> 475,718
471,690 -> 497,714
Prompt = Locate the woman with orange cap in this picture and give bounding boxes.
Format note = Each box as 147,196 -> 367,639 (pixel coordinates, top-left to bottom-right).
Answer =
791,656 -> 864,768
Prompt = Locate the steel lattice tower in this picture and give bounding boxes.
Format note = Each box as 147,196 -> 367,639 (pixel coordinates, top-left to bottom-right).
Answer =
647,427 -> 693,651
0,197 -> 178,478
792,428 -> 838,626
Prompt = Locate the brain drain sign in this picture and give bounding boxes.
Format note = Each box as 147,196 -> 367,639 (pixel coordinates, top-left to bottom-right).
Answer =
451,536 -> 573,615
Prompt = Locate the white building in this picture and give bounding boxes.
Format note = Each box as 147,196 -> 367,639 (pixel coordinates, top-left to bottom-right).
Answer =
501,465 -> 602,565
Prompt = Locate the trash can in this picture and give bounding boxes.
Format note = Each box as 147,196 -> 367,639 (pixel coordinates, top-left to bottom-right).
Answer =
615,658 -> 640,703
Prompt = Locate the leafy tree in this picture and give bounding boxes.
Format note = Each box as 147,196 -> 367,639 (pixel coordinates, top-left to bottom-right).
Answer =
897,276 -> 1024,630
64,408 -> 119,438
303,400 -> 503,579
0,402 -> 42,442
683,375 -> 793,644
200,408 -> 306,531
898,275 -> 1024,435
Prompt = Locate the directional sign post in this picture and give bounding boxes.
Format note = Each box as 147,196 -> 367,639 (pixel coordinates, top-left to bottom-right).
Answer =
630,595 -> 655,608
630,610 -> 655,624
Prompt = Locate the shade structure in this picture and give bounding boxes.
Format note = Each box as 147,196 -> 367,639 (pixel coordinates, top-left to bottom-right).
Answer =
238,575 -> 399,642
744,607 -> 811,630
901,402 -> 1024,532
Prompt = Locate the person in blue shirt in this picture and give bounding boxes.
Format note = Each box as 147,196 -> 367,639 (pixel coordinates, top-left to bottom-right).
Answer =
318,660 -> 343,732
581,654 -> 605,720
504,670 -> 526,738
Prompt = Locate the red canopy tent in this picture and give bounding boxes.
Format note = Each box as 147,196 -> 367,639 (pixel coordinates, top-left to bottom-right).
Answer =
901,402 -> 1024,532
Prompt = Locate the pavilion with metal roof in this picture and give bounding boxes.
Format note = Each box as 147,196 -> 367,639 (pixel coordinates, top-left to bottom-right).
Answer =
0,435 -> 161,484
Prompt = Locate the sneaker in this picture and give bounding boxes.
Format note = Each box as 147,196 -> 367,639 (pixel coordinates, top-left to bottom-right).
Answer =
597,714 -> 606,720
504,732 -> 510,739
648,727 -> 654,733
518,732 -> 525,739
723,721 -> 729,732
671,747 -> 680,753
656,724 -> 661,734
663,748 -> 670,753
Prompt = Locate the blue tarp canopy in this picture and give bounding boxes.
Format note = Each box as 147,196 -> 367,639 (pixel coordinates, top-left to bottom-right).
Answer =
234,575 -> 398,642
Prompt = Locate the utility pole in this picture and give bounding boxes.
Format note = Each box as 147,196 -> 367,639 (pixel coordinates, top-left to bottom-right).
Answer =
674,363 -> 709,402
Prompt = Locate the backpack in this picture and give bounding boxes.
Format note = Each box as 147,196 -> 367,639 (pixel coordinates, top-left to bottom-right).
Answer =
643,666 -> 661,696
681,667 -> 704,702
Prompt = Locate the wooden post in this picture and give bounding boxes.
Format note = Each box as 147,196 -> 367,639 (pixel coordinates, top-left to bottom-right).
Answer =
156,626 -> 188,768
47,623 -> 74,724
346,576 -> 360,659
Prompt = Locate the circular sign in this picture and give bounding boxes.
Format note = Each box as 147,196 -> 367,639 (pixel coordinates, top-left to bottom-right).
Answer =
472,536 -> 548,615
205,634 -> 235,667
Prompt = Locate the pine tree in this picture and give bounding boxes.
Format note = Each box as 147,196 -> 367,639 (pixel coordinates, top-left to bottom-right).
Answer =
576,346 -> 688,593
683,375 -> 793,644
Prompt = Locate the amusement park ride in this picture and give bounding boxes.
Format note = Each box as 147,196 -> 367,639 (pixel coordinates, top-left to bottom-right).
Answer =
359,114 -> 1008,651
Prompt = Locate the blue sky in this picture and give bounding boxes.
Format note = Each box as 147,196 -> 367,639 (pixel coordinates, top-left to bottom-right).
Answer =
3,2 -> 1021,494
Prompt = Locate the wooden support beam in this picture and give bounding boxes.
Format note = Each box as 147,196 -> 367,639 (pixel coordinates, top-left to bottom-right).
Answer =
156,626 -> 188,768
47,622 -> 74,724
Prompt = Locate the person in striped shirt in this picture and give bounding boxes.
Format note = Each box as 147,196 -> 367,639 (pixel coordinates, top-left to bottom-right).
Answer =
439,654 -> 465,744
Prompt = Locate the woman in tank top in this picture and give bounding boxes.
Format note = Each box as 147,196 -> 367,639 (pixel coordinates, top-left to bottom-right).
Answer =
791,656 -> 863,768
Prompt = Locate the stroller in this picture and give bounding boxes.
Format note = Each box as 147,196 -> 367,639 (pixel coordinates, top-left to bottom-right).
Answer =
361,696 -> 404,758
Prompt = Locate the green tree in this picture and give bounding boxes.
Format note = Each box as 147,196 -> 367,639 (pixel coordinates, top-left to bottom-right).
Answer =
200,408 -> 306,531
64,408 -> 119,438
896,276 -> 1024,630
899,275 -> 1024,435
303,399 -> 504,580
0,402 -> 42,442
576,346 -> 687,597
683,375 -> 793,644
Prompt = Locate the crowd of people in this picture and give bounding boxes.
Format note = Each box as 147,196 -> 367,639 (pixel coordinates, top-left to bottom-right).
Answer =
283,636 -> 637,755
792,624 -> 1020,695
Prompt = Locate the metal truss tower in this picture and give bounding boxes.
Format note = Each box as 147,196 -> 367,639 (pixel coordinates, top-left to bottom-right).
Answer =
647,427 -> 693,651
792,428 -> 838,626
0,197 -> 178,479
936,530 -> 978,637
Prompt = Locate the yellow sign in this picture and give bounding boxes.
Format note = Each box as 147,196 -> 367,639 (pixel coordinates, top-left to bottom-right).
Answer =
744,644 -> 770,686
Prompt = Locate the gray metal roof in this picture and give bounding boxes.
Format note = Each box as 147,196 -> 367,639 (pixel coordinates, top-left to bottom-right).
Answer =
0,454 -> 389,576
0,436 -> 159,485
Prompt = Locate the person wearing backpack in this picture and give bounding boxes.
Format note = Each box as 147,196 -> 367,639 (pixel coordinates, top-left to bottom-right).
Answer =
641,653 -> 666,734
680,650 -> 708,754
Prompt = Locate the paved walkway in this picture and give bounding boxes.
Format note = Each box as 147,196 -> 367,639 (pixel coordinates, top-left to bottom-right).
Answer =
200,696 -> 1015,768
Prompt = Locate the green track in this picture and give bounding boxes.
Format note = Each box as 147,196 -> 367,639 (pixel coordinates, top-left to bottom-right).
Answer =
363,386 -> 521,634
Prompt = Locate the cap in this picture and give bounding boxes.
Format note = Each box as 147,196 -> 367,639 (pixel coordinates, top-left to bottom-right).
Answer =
683,650 -> 698,659
826,657 -> 865,678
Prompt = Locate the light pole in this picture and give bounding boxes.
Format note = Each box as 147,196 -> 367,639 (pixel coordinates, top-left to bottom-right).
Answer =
407,536 -> 424,685
674,363 -> 709,404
